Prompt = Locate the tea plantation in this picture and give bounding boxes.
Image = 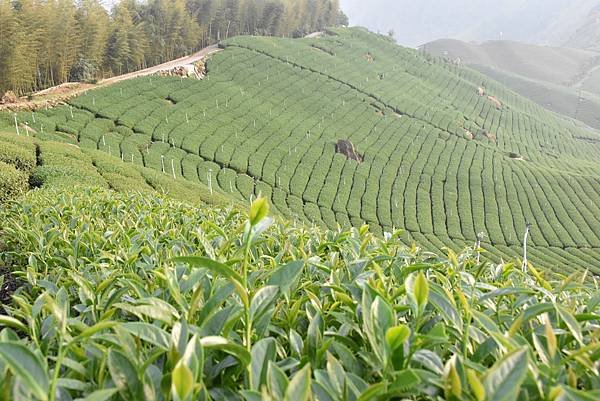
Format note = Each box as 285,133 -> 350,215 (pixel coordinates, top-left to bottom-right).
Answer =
0,27 -> 599,400
2,28 -> 600,275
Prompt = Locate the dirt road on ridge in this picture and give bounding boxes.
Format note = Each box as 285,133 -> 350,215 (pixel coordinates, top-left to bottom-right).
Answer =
1,44 -> 222,111
100,44 -> 221,85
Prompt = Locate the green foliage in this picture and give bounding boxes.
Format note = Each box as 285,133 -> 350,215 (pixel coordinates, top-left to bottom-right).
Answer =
0,189 -> 598,400
0,161 -> 29,204
0,133 -> 37,171
9,27 -> 596,274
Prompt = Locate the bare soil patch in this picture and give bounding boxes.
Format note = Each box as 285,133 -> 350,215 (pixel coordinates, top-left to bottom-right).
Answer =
335,139 -> 363,162
0,266 -> 20,315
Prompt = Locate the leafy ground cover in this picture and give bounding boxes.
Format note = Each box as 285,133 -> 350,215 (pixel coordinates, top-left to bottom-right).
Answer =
2,28 -> 599,275
0,187 -> 598,400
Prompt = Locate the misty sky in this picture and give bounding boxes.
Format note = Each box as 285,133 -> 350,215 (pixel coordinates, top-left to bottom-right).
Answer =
340,0 -> 600,47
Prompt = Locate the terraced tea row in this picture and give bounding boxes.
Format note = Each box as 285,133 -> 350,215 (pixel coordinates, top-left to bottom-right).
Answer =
2,28 -> 600,275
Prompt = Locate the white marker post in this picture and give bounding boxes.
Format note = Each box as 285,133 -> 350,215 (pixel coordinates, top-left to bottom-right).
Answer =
161,155 -> 165,173
207,169 -> 213,195
13,114 -> 20,136
171,159 -> 176,179
522,223 -> 531,272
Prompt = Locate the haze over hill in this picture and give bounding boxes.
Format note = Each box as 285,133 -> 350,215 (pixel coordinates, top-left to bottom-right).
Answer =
566,4 -> 600,51
340,0 -> 600,47
423,38 -> 600,129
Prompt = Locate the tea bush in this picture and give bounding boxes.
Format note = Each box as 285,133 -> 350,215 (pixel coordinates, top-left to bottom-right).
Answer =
0,188 -> 598,400
0,161 -> 28,203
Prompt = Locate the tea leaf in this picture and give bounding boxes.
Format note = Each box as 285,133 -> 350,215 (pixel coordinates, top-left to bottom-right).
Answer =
385,325 -> 410,351
0,342 -> 49,401
284,364 -> 311,401
483,348 -> 528,401
172,361 -> 194,401
249,197 -> 269,226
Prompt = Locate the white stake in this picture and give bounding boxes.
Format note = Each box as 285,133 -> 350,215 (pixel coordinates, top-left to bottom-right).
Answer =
70,106 -> 74,118
102,135 -> 106,146
13,114 -> 20,136
161,155 -> 165,173
32,112 -> 36,123
185,113 -> 189,123
522,223 -> 531,272
476,233 -> 484,264
207,169 -> 213,195
171,159 -> 176,179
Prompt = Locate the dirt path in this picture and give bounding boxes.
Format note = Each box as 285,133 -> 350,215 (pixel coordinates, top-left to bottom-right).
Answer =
0,44 -> 221,112
571,62 -> 600,89
100,44 -> 220,85
304,31 -> 324,39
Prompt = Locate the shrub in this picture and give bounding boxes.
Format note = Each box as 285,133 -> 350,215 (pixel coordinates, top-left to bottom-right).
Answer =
0,161 -> 28,203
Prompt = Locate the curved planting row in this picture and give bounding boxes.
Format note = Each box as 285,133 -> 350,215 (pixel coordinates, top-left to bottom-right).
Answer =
5,28 -> 600,275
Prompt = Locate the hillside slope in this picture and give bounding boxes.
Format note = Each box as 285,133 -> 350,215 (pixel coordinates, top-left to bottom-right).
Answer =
422,39 -> 600,130
565,4 -> 600,51
2,28 -> 600,275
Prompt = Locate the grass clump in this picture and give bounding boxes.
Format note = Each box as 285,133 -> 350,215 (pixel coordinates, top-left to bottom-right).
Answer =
0,188 -> 597,400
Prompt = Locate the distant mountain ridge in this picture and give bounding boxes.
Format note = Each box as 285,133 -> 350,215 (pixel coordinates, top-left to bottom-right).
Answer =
565,4 -> 600,51
422,38 -> 600,129
341,0 -> 600,47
